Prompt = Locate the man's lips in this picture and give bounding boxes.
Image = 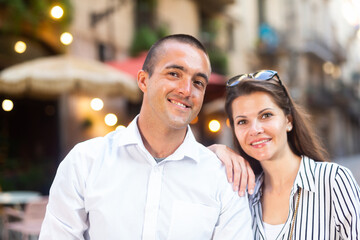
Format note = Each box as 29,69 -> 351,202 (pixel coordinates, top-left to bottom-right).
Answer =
168,99 -> 191,108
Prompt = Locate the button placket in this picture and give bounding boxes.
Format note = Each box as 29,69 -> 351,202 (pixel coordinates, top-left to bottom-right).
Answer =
142,165 -> 164,240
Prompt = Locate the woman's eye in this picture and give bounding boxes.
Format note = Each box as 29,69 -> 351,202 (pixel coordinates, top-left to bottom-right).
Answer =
261,113 -> 273,119
237,119 -> 247,125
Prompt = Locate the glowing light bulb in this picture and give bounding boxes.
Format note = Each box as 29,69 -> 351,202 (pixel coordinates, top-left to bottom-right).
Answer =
90,98 -> 104,111
116,125 -> 126,131
209,119 -> 221,133
105,113 -> 118,126
14,41 -> 26,54
2,99 -> 14,112
50,5 -> 64,19
60,32 -> 73,45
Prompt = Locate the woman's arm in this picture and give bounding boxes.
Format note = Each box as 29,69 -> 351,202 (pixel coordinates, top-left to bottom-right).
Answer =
208,144 -> 255,197
332,165 -> 360,239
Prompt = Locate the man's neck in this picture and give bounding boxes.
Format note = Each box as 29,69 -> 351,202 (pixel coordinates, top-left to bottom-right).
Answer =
137,115 -> 187,158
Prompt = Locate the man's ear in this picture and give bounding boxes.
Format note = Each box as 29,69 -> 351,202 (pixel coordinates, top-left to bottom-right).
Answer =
137,70 -> 148,93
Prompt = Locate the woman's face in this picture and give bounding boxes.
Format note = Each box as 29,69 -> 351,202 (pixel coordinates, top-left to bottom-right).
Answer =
231,91 -> 292,162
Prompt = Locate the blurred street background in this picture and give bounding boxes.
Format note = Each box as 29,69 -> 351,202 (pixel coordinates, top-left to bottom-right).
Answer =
0,0 -> 360,200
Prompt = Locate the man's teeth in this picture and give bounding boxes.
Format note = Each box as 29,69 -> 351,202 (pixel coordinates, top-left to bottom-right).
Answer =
251,139 -> 270,145
170,100 -> 187,108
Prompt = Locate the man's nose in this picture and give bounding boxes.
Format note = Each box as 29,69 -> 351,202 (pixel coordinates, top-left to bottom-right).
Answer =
177,77 -> 192,96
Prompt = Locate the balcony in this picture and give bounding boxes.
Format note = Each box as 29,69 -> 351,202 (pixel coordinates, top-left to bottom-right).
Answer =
303,38 -> 346,64
194,0 -> 235,14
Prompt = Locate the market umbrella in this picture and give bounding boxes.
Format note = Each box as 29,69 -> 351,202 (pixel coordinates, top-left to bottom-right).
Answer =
0,55 -> 141,102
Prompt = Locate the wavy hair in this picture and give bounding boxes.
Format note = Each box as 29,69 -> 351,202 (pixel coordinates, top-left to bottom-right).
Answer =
225,77 -> 329,174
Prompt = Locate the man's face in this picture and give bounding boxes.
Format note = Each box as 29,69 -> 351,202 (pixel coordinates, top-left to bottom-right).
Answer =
139,41 -> 211,130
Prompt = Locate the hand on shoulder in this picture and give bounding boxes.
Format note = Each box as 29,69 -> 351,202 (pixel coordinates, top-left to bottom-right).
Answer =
207,144 -> 255,197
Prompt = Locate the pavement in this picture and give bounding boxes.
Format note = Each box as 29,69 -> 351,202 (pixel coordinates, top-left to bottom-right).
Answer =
333,154 -> 360,185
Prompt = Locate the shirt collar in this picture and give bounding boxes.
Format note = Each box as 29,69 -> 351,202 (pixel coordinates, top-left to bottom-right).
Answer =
250,155 -> 317,206
293,155 -> 317,193
249,172 -> 264,206
117,115 -> 200,163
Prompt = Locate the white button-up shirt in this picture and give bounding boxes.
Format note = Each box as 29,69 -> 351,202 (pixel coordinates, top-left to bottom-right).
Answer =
40,116 -> 253,239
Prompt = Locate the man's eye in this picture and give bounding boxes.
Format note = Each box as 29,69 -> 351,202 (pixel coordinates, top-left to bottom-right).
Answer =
194,80 -> 205,88
169,72 -> 179,77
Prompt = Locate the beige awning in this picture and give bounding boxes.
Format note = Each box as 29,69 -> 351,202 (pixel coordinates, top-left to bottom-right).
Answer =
0,55 -> 141,102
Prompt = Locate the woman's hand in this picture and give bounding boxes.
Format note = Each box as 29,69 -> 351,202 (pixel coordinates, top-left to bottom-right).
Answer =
208,144 -> 255,197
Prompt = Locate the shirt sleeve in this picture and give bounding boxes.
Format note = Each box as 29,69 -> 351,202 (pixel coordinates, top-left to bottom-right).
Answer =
332,165 -> 360,239
212,186 -> 254,239
39,144 -> 89,240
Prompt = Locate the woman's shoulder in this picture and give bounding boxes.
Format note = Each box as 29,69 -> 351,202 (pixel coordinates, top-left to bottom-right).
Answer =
305,156 -> 358,186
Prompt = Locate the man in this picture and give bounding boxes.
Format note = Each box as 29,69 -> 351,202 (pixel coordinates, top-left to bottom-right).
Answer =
39,34 -> 253,239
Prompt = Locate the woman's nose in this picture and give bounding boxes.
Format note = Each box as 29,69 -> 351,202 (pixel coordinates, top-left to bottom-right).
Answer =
249,120 -> 264,136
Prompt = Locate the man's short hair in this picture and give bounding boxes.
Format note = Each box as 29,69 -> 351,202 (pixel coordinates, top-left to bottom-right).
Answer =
142,34 -> 208,77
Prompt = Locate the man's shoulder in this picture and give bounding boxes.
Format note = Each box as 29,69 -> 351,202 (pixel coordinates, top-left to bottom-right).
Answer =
192,142 -> 228,174
70,129 -> 122,158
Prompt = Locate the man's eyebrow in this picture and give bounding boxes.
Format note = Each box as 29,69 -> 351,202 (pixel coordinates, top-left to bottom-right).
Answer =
165,64 -> 184,71
196,73 -> 209,83
165,64 -> 209,83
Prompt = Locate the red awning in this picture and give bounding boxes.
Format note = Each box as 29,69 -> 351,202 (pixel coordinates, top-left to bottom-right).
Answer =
106,51 -> 226,102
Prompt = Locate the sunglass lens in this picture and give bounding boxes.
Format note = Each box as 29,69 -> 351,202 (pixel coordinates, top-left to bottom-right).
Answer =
227,74 -> 246,87
253,70 -> 276,80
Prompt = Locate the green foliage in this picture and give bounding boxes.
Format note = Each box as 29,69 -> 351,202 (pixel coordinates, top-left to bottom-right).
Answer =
129,25 -> 169,56
0,0 -> 73,34
208,47 -> 228,75
0,158 -> 55,194
201,18 -> 229,75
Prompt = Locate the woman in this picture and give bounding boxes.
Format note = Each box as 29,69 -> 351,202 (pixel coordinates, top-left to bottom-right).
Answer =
210,70 -> 360,239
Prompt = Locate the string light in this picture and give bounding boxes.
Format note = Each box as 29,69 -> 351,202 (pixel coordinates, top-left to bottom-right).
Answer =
90,98 -> 104,111
60,32 -> 73,45
2,99 -> 14,112
105,113 -> 118,126
14,41 -> 26,54
50,5 -> 64,19
116,125 -> 126,131
209,119 -> 221,133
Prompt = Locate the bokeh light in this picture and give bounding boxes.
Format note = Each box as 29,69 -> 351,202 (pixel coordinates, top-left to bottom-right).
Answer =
323,61 -> 334,75
90,98 -> 104,111
190,116 -> 198,124
50,5 -> 64,19
226,118 -> 231,128
105,113 -> 118,126
2,99 -> 14,112
116,125 -> 126,131
60,32 -> 73,45
14,41 -> 26,54
342,1 -> 360,26
209,119 -> 221,133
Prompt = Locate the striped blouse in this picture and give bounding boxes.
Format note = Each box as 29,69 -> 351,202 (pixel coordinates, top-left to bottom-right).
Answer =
249,156 -> 360,239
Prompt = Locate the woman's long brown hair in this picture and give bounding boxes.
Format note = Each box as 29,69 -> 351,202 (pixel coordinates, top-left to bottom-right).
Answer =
225,78 -> 329,175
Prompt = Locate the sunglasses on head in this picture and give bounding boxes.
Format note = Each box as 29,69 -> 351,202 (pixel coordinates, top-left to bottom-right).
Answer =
226,70 -> 283,88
